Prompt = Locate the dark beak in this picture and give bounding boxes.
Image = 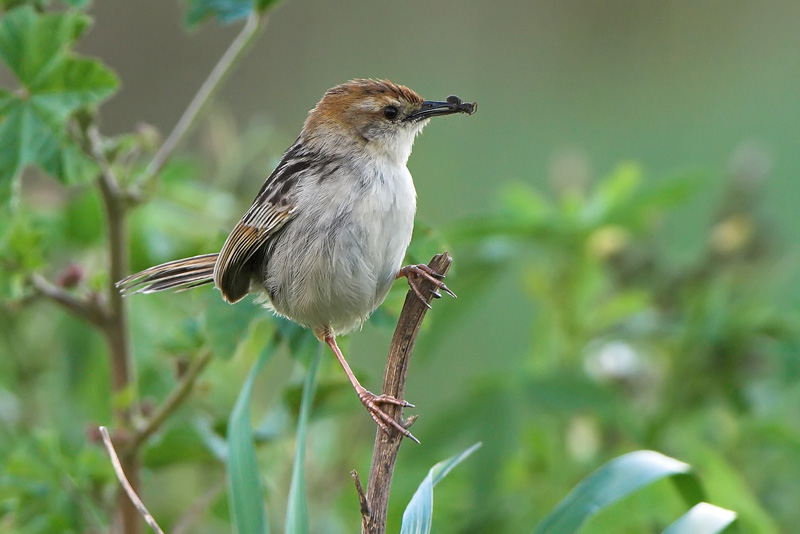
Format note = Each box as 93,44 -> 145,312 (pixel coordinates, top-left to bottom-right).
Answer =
406,95 -> 477,122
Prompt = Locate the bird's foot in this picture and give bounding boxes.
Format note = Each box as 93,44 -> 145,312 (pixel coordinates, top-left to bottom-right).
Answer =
398,264 -> 456,308
357,388 -> 419,444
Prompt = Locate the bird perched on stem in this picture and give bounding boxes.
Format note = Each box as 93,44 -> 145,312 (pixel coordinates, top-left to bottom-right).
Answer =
119,79 -> 477,442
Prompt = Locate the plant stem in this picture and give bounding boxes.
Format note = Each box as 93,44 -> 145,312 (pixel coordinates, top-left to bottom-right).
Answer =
127,349 -> 213,453
140,13 -> 265,187
87,124 -> 140,534
29,274 -> 107,328
361,253 -> 453,534
92,132 -> 135,416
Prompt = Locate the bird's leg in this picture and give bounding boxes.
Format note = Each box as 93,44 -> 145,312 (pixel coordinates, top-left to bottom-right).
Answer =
397,264 -> 456,308
324,333 -> 419,443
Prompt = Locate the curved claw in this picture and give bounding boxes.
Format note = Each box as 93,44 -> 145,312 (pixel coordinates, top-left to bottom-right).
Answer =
398,264 -> 457,306
372,394 -> 415,408
358,389 -> 420,444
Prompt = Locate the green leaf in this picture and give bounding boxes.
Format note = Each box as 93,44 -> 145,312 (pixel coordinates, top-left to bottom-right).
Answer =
0,206 -> 45,298
184,0 -> 282,27
185,0 -> 254,27
663,503 -> 738,534
203,291 -> 264,359
285,344 -> 321,534
254,0 -> 281,11
583,162 -> 642,225
0,6 -> 118,201
500,182 -> 554,226
400,442 -> 482,534
227,340 -> 276,534
534,450 -> 705,534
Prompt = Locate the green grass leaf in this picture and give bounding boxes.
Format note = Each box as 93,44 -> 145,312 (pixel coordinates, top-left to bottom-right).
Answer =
285,344 -> 321,534
0,6 -> 118,201
227,341 -> 276,534
663,503 -> 738,534
534,450 -> 705,534
400,442 -> 482,534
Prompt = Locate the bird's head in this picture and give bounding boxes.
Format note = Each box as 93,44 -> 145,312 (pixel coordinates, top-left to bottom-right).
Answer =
302,79 -> 476,164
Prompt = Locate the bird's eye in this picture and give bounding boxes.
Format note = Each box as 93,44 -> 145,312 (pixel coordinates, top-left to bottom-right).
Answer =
383,106 -> 398,120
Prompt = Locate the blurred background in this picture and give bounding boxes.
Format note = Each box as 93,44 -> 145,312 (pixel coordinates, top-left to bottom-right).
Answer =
2,0 -> 800,532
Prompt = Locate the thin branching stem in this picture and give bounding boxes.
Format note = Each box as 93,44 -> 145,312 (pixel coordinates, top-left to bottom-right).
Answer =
140,13 -> 265,188
29,274 -> 107,328
127,349 -> 213,453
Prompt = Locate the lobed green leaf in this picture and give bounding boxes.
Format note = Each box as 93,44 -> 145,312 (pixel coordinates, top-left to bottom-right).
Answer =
0,6 -> 118,201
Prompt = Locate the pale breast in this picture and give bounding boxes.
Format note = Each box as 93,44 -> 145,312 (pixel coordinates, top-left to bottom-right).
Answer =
261,157 -> 416,336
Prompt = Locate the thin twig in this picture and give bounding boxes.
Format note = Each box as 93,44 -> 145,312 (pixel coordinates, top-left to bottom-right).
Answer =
139,13 -> 265,188
351,469 -> 370,527
362,253 -> 453,534
127,349 -> 214,453
99,427 -> 165,534
30,274 -> 107,328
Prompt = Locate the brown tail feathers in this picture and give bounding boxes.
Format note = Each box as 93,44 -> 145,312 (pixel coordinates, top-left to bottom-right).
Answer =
117,253 -> 218,296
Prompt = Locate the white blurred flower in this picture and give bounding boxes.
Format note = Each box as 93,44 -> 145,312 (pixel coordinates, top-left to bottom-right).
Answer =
584,340 -> 643,383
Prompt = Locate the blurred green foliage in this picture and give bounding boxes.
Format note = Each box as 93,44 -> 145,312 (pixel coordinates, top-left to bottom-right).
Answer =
0,1 -> 798,533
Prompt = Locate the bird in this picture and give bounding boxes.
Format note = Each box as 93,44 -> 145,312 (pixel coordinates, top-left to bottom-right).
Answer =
118,79 -> 476,442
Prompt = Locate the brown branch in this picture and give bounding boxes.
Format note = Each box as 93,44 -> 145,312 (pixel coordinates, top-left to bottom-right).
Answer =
127,349 -> 213,453
361,253 -> 453,534
29,274 -> 108,328
87,125 -> 141,534
99,427 -> 165,534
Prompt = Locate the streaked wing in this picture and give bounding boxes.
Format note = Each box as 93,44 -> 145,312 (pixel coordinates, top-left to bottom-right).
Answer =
213,139 -> 307,302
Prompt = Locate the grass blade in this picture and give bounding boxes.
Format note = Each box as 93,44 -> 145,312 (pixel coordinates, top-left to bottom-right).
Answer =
285,343 -> 322,534
227,341 -> 276,534
534,450 -> 705,534
400,442 -> 482,534
663,503 -> 738,534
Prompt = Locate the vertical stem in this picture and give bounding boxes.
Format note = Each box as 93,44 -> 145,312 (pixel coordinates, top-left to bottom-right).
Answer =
100,179 -> 134,395
97,167 -> 140,534
362,253 -> 453,534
